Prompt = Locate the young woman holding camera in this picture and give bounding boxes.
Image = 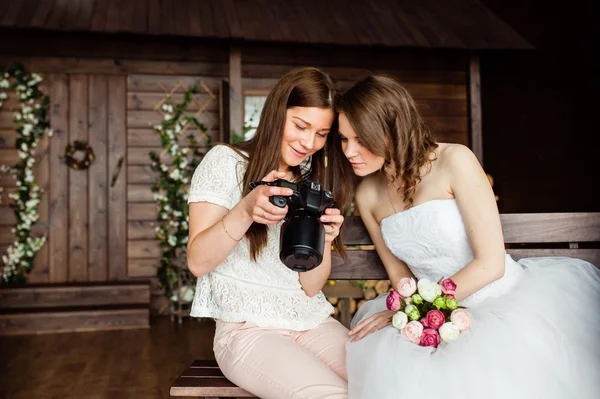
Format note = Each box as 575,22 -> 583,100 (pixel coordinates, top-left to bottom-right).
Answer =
186,67 -> 352,399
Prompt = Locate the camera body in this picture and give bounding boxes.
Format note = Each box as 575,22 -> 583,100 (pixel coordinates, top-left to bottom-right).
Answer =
252,179 -> 335,272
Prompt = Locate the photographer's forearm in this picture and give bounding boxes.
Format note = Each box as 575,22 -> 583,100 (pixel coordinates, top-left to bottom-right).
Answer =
299,247 -> 332,297
187,202 -> 253,278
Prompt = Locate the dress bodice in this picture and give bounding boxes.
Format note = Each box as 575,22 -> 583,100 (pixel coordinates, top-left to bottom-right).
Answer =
380,199 -> 523,306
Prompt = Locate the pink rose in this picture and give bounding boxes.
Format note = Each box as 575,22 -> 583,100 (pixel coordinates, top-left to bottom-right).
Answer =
440,278 -> 457,296
396,277 -> 417,297
450,309 -> 472,331
386,290 -> 402,311
444,294 -> 455,299
419,328 -> 441,348
421,318 -> 429,328
401,321 -> 424,344
425,309 -> 445,330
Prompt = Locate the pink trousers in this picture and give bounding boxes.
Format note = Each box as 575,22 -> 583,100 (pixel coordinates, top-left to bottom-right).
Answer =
213,317 -> 349,399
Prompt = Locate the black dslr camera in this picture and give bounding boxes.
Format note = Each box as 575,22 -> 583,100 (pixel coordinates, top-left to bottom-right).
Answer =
250,179 -> 335,272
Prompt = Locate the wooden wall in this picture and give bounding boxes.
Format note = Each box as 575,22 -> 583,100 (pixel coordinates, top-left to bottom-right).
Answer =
1,44 -> 471,313
126,74 -> 221,280
241,45 -> 470,146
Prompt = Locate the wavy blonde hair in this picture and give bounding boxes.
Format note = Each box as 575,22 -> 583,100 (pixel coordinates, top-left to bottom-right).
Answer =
336,75 -> 438,209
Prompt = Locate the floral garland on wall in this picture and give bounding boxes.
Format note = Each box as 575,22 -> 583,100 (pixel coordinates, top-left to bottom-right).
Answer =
0,64 -> 53,286
150,86 -> 209,306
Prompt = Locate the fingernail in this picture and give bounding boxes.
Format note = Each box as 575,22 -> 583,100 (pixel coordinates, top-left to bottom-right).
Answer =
321,216 -> 327,222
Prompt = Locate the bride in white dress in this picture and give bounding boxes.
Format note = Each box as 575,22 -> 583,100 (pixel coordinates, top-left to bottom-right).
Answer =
332,75 -> 600,399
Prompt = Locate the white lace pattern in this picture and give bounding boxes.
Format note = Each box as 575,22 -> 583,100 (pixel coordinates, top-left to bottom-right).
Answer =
380,199 -> 524,307
188,145 -> 333,330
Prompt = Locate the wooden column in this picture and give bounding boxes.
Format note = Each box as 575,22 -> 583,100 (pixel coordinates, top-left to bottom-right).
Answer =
469,55 -> 483,166
229,46 -> 242,143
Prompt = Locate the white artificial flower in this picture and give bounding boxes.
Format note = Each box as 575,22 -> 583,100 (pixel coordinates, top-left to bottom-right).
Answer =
439,322 -> 461,342
167,235 -> 177,247
392,311 -> 408,330
417,279 -> 439,303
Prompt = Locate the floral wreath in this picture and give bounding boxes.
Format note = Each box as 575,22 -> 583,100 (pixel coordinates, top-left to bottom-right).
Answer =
0,63 -> 52,285
64,140 -> 95,170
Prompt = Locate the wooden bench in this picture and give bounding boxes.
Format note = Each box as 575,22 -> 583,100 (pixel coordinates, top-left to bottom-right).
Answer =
170,212 -> 600,398
0,281 -> 150,335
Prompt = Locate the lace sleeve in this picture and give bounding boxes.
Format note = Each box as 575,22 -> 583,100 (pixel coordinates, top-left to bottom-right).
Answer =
188,145 -> 243,209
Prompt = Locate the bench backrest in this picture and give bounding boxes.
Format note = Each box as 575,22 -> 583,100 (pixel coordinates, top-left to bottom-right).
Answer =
331,213 -> 600,280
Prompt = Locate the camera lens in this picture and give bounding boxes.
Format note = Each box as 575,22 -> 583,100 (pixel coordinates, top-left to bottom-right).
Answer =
279,212 -> 325,272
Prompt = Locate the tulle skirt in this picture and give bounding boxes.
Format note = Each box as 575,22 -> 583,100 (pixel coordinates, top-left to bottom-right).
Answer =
346,257 -> 600,399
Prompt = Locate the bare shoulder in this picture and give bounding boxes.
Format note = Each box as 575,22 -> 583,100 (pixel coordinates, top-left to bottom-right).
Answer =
437,143 -> 480,171
355,174 -> 385,213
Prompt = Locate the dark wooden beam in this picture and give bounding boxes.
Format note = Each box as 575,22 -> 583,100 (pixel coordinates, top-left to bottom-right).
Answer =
228,45 -> 242,143
469,55 -> 483,165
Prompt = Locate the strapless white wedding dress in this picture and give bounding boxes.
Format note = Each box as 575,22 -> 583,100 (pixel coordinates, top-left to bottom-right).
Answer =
347,199 -> 600,399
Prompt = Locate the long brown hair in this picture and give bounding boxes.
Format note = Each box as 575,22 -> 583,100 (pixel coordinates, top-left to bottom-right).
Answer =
336,75 -> 438,210
225,67 -> 348,260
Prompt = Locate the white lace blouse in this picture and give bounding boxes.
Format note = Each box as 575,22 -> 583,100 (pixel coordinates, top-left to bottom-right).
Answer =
187,145 -> 334,330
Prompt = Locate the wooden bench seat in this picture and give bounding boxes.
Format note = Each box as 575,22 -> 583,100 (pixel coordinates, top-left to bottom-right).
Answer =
170,212 -> 600,398
170,360 -> 254,398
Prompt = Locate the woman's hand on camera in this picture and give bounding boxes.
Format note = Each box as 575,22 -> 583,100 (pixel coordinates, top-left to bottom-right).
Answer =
244,170 -> 293,225
320,208 -> 344,244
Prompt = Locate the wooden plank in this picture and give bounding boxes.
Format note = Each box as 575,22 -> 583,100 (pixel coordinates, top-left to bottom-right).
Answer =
501,213 -> 600,243
170,377 -> 255,397
180,368 -> 225,378
127,147 -> 199,166
127,240 -> 161,258
48,74 -> 69,283
331,250 -> 387,280
0,227 -> 14,245
421,116 -> 468,135
0,187 -> 17,205
127,92 -> 219,112
0,56 -> 229,77
342,214 -> 600,247
0,308 -> 149,335
30,0 -> 55,27
229,46 -> 243,140
147,0 -> 161,35
469,55 -> 483,165
72,0 -> 96,31
0,282 -> 151,309
127,203 -> 158,221
128,221 -> 158,240
0,111 -> 16,129
0,129 -> 18,148
125,127 -> 217,147
127,110 -> 219,130
0,149 -> 18,166
107,76 -> 127,280
89,0 -> 108,31
88,75 -> 108,281
128,165 -> 155,184
28,123 -> 50,283
507,249 -> 600,267
128,257 -> 159,277
68,74 -> 88,282
44,0 -> 68,29
127,184 -> 155,202
242,64 -> 467,85
105,0 -> 120,33
132,0 -> 148,34
127,75 -> 220,93
0,207 -> 17,225
220,79 -> 230,143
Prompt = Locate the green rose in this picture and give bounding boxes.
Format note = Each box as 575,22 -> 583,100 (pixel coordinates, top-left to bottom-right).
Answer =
434,296 -> 447,309
446,298 -> 458,310
411,293 -> 423,305
405,304 -> 421,321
